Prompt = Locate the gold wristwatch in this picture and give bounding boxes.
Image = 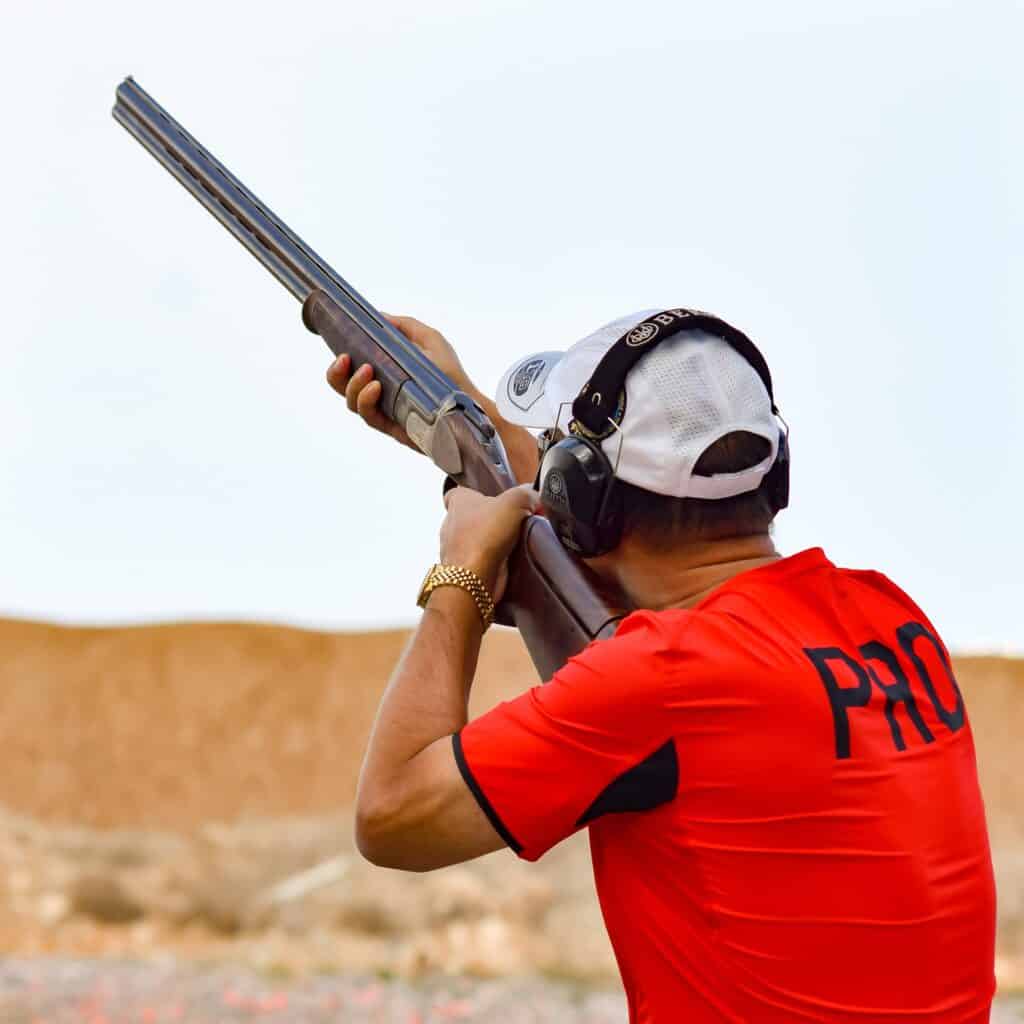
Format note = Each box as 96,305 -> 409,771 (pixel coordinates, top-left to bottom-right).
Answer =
416,563 -> 495,629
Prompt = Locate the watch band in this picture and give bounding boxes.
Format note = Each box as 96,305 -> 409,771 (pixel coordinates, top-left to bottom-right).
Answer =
416,563 -> 495,629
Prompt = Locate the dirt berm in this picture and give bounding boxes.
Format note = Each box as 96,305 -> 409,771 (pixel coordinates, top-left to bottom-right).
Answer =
0,618 -> 1019,987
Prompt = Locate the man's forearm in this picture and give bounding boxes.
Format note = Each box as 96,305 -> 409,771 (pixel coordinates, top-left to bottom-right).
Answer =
353,485 -> 536,870
354,587 -> 485,859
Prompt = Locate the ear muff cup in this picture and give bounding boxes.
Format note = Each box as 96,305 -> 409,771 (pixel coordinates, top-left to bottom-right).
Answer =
764,427 -> 790,512
538,437 -> 623,557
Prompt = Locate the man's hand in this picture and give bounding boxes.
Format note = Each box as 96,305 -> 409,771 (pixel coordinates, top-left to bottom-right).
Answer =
325,314 -> 541,484
439,485 -> 542,603
326,315 -> 479,452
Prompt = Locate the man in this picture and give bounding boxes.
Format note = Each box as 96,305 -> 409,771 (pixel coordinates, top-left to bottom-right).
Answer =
326,309 -> 996,1023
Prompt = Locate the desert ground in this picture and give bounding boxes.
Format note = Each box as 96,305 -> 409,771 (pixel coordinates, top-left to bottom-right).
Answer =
0,617 -> 1020,1021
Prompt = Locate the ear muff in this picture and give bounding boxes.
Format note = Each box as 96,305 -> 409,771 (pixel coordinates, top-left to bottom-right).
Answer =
764,424 -> 790,512
537,436 -> 623,558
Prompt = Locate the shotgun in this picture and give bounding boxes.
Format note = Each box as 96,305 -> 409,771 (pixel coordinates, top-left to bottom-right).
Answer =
111,77 -> 624,680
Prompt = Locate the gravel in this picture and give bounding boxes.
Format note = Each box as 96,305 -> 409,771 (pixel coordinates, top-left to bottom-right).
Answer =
0,959 -> 626,1024
0,959 -> 1020,1024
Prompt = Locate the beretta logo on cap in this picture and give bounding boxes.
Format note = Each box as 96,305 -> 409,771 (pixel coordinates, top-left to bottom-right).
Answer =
626,321 -> 659,347
625,308 -> 705,347
505,355 -> 555,412
513,358 -> 545,397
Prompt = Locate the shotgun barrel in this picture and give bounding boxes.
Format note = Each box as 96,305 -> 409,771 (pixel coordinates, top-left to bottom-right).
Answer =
113,78 -> 461,431
112,78 -> 625,679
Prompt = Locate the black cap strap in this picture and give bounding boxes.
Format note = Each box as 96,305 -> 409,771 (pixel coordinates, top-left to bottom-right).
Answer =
571,308 -> 777,437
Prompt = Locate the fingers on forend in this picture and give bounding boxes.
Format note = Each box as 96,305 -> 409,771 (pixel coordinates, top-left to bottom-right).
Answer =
357,380 -> 382,417
326,353 -> 351,390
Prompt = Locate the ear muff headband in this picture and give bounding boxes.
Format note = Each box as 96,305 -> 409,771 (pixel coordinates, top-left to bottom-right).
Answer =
571,307 -> 779,437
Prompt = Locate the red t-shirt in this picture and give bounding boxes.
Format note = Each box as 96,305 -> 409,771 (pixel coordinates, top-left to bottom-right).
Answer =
455,548 -> 995,1023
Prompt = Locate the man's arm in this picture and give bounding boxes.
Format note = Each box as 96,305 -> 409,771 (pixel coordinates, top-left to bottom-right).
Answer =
354,485 -> 540,870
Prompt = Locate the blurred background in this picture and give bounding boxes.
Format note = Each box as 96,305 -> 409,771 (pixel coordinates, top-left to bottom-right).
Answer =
0,0 -> 1019,1020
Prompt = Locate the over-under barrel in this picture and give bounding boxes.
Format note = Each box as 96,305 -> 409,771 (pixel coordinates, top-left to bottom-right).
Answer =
112,77 -> 458,429
113,79 -> 624,679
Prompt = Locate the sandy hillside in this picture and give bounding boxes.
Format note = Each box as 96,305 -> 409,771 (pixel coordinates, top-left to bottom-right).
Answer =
0,620 -> 534,828
0,618 -> 1019,989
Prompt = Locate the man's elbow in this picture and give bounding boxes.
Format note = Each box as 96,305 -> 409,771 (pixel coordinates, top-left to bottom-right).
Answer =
355,788 -> 398,866
354,788 -> 432,872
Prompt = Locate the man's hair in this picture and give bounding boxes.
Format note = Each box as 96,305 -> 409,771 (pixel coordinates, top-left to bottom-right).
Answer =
619,431 -> 776,547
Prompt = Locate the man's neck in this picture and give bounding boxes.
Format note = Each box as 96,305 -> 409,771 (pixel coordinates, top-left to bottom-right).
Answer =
609,533 -> 780,612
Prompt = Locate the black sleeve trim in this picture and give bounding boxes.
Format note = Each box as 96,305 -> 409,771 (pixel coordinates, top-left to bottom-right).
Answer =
451,732 -> 523,854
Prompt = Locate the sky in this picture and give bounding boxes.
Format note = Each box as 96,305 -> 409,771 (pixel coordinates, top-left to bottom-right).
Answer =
0,0 -> 1019,651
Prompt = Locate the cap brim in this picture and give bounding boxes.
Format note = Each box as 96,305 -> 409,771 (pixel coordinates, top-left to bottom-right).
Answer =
494,350 -> 565,428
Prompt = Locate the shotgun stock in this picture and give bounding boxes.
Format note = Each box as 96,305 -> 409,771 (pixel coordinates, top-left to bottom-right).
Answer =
112,77 -> 625,679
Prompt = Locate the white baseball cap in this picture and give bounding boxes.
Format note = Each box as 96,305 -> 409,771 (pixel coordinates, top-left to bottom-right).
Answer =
495,309 -> 783,500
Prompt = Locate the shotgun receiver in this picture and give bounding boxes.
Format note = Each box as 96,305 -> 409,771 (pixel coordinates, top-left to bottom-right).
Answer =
112,77 -> 624,680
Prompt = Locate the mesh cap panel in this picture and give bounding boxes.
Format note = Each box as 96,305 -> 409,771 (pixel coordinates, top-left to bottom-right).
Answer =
635,334 -> 772,455
495,312 -> 781,500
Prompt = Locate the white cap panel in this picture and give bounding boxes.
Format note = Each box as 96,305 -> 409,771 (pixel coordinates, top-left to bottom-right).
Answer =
493,310 -> 779,500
